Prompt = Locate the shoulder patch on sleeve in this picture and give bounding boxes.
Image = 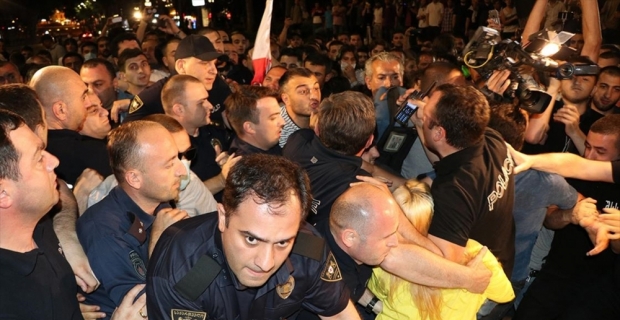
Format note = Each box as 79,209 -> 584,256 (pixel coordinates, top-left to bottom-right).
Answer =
320,252 -> 342,282
171,309 -> 207,320
129,250 -> 146,280
128,95 -> 143,114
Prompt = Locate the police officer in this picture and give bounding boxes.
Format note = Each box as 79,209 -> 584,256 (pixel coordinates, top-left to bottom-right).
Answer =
123,34 -> 231,126
146,154 -> 361,320
77,120 -> 189,318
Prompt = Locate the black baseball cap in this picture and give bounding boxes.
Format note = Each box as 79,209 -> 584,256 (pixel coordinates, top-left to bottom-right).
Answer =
175,34 -> 225,61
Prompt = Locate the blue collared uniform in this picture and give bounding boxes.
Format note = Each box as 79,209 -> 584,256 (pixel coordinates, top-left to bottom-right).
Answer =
146,212 -> 351,320
77,186 -> 161,319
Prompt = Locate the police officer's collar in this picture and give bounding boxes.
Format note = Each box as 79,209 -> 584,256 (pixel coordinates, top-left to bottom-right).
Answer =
109,186 -> 158,232
317,220 -> 360,271
214,222 -> 295,295
434,131 -> 487,176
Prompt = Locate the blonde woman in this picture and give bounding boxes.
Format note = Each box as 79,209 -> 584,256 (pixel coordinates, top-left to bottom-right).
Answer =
367,180 -> 514,320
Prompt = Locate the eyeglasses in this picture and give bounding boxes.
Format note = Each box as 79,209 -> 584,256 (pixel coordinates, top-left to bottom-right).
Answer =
178,147 -> 197,161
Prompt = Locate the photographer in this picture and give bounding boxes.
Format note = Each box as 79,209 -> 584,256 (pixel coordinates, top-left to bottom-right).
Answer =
520,0 -> 602,155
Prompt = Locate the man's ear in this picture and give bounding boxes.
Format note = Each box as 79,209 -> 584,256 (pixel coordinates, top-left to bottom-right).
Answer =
242,121 -> 255,135
341,229 -> 358,248
281,92 -> 289,105
364,134 -> 374,150
217,203 -> 227,232
171,103 -> 185,117
124,169 -> 142,190
175,59 -> 186,75
51,101 -> 68,121
0,182 -> 14,210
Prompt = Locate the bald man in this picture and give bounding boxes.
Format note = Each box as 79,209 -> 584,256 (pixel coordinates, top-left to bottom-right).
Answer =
31,66 -> 112,185
307,181 -> 493,318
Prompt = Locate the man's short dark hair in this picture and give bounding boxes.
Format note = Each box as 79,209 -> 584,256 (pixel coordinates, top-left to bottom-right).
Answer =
110,33 -> 141,58
225,85 -> 279,135
317,91 -> 375,155
0,110 -> 25,181
420,61 -> 461,91
280,48 -> 303,62
81,58 -> 116,80
599,50 -> 620,63
0,84 -> 44,132
222,154 -> 311,226
80,41 -> 97,54
304,53 -> 333,75
599,65 -> 620,78
117,48 -> 147,72
62,52 -> 85,65
328,40 -> 344,50
589,114 -> 620,153
432,84 -> 490,149
488,102 -> 527,151
196,27 -> 218,37
278,67 -> 315,91
107,120 -> 161,183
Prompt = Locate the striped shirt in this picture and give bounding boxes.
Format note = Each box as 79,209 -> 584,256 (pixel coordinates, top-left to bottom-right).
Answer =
279,103 -> 301,147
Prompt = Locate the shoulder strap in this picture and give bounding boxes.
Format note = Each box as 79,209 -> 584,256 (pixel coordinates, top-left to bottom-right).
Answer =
174,255 -> 222,301
292,231 -> 325,262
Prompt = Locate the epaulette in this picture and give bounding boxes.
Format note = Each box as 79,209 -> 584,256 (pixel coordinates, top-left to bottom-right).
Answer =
292,231 -> 325,262
174,255 -> 222,301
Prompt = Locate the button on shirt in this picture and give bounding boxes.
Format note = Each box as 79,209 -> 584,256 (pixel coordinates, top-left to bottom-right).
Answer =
147,213 -> 351,320
77,186 -> 160,318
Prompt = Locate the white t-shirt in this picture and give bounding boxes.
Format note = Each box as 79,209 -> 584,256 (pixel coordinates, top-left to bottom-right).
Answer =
426,2 -> 445,27
418,7 -> 429,28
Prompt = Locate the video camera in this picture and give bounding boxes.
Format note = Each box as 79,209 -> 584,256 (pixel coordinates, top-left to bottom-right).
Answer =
462,27 -> 598,114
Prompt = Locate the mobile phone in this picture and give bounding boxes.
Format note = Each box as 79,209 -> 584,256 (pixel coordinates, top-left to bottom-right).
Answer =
393,81 -> 437,126
111,16 -> 123,24
157,18 -> 167,28
488,10 -> 500,24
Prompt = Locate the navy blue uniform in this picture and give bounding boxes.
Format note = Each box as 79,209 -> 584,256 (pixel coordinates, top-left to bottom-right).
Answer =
189,125 -> 230,182
77,187 -> 163,319
283,129 -> 370,225
229,136 -> 282,156
125,76 -> 231,126
146,212 -> 351,320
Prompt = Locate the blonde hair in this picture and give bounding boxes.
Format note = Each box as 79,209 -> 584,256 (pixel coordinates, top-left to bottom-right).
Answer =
388,180 -> 443,320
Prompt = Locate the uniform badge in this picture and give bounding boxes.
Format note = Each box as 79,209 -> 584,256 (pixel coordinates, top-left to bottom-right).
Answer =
171,309 -> 207,320
276,275 -> 295,300
128,95 -> 143,114
129,250 -> 147,280
320,252 -> 342,282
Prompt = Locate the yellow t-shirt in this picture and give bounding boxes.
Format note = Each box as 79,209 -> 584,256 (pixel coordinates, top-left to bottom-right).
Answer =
368,240 -> 515,320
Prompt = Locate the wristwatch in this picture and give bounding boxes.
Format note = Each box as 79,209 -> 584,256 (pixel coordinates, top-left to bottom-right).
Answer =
365,296 -> 379,314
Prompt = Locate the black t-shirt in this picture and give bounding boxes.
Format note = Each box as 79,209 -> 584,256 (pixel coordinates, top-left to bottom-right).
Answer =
522,101 -> 603,155
46,130 -> 112,185
429,128 -> 516,277
189,125 -> 230,181
614,160 -> 620,183
283,129 -> 370,225
0,217 -> 82,320
539,178 -> 620,283
124,76 -> 231,126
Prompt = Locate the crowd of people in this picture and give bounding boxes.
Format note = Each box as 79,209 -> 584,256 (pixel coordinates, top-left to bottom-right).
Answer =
1,0 -> 620,319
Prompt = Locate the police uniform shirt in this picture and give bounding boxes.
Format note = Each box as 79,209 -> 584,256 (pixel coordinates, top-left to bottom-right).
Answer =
428,128 -> 516,277
46,129 -> 112,186
77,186 -> 162,318
282,129 -> 371,225
124,76 -> 231,126
229,136 -> 282,156
0,217 -> 82,320
189,125 -> 230,182
146,212 -> 351,320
